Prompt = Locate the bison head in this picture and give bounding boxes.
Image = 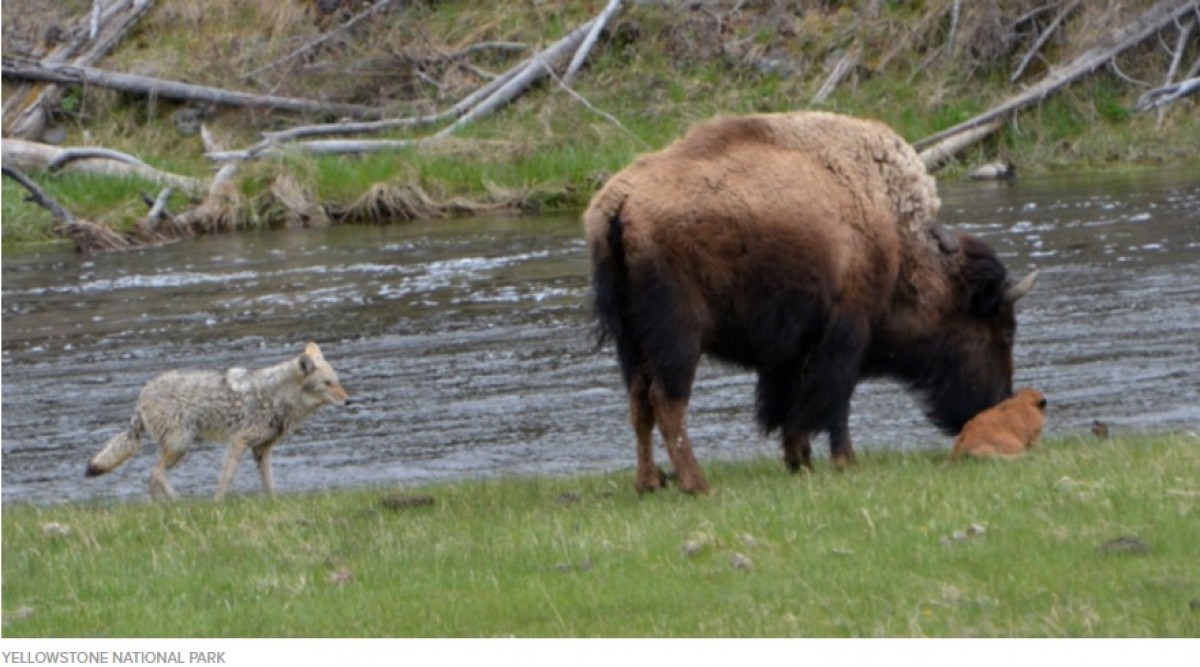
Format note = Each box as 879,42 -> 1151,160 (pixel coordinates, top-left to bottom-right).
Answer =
879,230 -> 1038,434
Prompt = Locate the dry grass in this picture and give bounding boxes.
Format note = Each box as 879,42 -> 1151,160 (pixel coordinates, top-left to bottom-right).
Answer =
3,0 -> 1197,249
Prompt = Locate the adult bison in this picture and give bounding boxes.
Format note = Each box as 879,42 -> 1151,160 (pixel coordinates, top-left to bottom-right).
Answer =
583,111 -> 1037,494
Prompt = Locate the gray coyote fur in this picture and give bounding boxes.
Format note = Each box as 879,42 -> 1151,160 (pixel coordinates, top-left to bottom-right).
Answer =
86,342 -> 349,501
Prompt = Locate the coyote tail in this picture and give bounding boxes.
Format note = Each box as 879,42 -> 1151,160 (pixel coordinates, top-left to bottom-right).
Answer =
86,412 -> 144,477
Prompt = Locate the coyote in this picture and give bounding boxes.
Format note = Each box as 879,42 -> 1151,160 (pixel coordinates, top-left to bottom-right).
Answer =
86,342 -> 349,500
950,388 -> 1047,460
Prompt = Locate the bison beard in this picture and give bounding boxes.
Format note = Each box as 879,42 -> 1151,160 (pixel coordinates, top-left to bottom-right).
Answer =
585,111 -> 1036,494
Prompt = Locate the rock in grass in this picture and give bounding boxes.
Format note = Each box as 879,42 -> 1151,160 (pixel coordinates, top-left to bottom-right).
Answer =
731,552 -> 753,571
42,522 -> 71,537
1098,536 -> 1150,555
379,493 -> 435,511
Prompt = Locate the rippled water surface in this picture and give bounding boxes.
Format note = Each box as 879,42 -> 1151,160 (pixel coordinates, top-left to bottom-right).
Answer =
3,168 -> 1198,503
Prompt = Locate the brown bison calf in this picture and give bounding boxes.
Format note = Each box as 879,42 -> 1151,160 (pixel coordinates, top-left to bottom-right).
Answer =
950,388 -> 1047,460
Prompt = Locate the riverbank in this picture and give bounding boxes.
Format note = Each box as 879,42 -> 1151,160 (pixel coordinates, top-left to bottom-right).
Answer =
3,0 -> 1199,248
3,434 -> 1198,637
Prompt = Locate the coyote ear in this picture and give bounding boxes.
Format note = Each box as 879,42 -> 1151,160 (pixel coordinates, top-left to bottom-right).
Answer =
304,342 -> 324,361
299,354 -> 316,376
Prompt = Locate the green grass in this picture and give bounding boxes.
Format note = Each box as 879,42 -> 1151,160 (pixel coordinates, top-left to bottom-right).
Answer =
4,434 -> 1198,637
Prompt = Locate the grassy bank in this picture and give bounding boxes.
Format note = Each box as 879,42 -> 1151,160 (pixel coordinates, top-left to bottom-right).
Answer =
3,434 -> 1198,637
3,0 -> 1199,246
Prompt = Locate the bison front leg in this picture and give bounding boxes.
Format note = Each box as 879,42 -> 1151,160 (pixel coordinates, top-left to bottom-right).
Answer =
829,408 -> 857,468
650,383 -> 709,495
629,373 -> 668,494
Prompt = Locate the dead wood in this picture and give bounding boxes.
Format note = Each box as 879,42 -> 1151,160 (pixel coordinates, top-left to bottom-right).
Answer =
431,15 -> 604,139
2,165 -> 77,225
564,0 -> 623,84
914,0 -> 1198,166
1135,76 -> 1200,110
2,138 -> 204,193
211,5 -> 622,161
918,120 -> 1005,171
242,0 -> 397,81
1011,0 -> 1080,82
2,164 -> 134,252
2,56 -> 383,120
3,0 -> 155,139
812,47 -> 860,105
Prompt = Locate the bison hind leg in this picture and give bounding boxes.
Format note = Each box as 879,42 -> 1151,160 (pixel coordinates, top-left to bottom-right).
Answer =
629,371 -> 668,494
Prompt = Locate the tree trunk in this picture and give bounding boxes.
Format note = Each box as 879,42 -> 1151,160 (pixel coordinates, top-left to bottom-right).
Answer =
914,0 -> 1198,162
3,0 -> 156,139
2,56 -> 384,120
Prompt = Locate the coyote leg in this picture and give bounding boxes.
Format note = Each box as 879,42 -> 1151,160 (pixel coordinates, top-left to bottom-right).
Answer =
215,437 -> 250,501
149,433 -> 189,501
253,441 -> 280,496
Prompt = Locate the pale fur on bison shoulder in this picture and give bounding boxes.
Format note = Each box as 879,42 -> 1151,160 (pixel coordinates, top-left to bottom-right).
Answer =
950,388 -> 1047,460
585,111 -> 941,252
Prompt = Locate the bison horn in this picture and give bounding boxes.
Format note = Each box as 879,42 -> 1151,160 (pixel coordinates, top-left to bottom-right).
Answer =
931,224 -> 959,254
1003,269 -> 1039,304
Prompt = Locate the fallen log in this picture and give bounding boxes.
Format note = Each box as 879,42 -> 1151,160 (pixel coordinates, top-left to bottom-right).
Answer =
432,15 -> 604,139
2,165 -> 134,252
215,53 -> 534,160
918,120 -> 1005,171
3,0 -> 155,139
2,138 -> 204,193
242,0 -> 397,80
1011,0 -> 1081,83
212,5 -> 622,161
564,0 -> 623,83
1135,76 -> 1200,111
914,0 -> 1198,161
1,56 -> 383,120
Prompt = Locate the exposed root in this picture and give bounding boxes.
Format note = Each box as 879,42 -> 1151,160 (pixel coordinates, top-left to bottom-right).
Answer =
337,178 -> 530,223
267,172 -> 329,229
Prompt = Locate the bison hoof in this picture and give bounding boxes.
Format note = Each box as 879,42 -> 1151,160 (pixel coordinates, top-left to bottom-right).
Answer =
677,471 -> 711,495
831,453 -> 858,469
635,466 -> 670,495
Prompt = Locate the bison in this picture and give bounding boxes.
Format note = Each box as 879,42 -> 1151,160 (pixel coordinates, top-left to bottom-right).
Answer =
583,111 -> 1038,494
949,388 -> 1047,460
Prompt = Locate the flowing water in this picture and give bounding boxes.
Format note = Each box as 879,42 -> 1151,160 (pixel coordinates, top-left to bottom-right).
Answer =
3,168 -> 1198,503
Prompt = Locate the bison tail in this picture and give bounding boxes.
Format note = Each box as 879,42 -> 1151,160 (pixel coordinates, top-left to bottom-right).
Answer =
586,206 -> 640,389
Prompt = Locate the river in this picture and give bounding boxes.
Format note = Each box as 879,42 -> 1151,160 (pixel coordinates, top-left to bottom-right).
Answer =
2,167 -> 1198,503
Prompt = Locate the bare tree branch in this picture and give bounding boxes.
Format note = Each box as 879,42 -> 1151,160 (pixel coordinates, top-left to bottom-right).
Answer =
914,0 -> 1197,155
1135,76 -> 1200,110
2,165 -> 78,225
564,0 -> 623,83
1011,0 -> 1080,82
2,56 -> 383,119
3,0 -> 155,139
3,138 -> 204,192
242,0 -> 396,81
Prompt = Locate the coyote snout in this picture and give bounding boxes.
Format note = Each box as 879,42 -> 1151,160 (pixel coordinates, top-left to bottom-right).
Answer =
950,388 -> 1047,460
86,342 -> 349,501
